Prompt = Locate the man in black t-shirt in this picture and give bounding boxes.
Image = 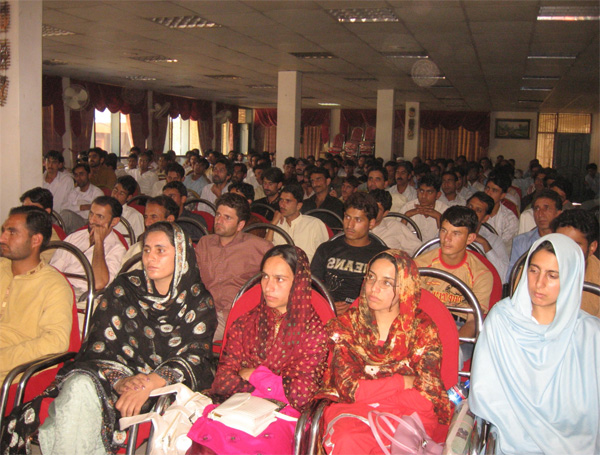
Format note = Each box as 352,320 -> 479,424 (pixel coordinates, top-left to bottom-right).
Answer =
311,192 -> 387,315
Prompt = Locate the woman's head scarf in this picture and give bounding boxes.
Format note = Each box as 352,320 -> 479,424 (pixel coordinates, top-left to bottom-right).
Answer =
470,233 -> 600,454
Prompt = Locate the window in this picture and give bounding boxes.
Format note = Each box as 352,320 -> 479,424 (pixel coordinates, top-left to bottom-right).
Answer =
92,109 -> 112,150
164,116 -> 201,154
120,114 -> 133,153
536,113 -> 592,167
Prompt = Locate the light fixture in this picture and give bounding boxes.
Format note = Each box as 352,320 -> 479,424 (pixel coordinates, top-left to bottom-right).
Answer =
518,99 -> 544,104
126,75 -> 156,81
205,75 -> 240,80
318,102 -> 341,106
149,16 -> 221,28
345,77 -> 377,82
520,86 -> 553,91
248,84 -> 275,89
382,52 -> 429,59
130,55 -> 178,63
328,8 -> 399,23
537,6 -> 599,21
42,24 -> 75,37
522,75 -> 560,80
527,54 -> 577,60
290,52 -> 336,59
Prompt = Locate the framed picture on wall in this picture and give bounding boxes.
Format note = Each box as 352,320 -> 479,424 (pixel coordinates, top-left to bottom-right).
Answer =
495,119 -> 531,139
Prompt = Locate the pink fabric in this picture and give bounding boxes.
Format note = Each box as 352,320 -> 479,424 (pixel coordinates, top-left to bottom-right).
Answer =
249,366 -> 286,402
355,375 -> 405,403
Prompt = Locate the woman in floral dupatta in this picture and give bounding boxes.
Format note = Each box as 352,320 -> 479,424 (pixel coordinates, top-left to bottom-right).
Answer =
319,249 -> 450,454
187,245 -> 329,455
2,223 -> 216,455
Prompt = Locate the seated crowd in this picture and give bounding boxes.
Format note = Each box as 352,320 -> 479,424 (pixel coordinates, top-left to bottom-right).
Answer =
0,148 -> 598,454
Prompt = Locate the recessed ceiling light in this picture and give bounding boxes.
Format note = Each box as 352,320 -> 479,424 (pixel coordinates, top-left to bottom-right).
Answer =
318,102 -> 341,106
130,55 -> 178,63
43,59 -> 68,66
290,52 -> 337,59
518,99 -> 544,103
248,84 -> 276,89
328,8 -> 399,23
522,75 -> 560,80
520,86 -> 553,91
42,24 -> 75,37
149,16 -> 221,29
345,77 -> 377,82
126,75 -> 156,81
302,96 -> 316,100
205,75 -> 240,80
527,54 -> 577,60
381,52 -> 429,59
413,75 -> 446,80
538,6 -> 599,21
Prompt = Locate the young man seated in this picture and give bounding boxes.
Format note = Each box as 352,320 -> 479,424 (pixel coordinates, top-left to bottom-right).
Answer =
415,205 -> 493,345
400,173 -> 450,242
311,192 -> 387,315
300,166 -> 345,227
551,209 -> 599,317
439,170 -> 467,207
163,181 -> 207,242
110,175 -> 145,244
20,187 -> 61,263
484,170 -> 519,254
0,206 -> 73,383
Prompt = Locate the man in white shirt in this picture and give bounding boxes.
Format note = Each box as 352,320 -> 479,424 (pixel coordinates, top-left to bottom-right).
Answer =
484,171 -> 519,255
466,163 -> 485,194
129,151 -> 158,195
265,184 -> 329,262
42,150 -> 74,213
60,163 -> 104,234
369,189 -> 422,255
367,165 -> 406,212
150,162 -> 185,197
111,175 -> 145,245
50,196 -> 126,298
198,158 -> 231,212
387,161 -> 418,210
400,174 -> 449,242
439,171 -> 467,207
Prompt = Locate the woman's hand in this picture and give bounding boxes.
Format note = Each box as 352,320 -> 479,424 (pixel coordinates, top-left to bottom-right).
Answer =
114,374 -> 152,395
239,368 -> 256,382
115,373 -> 166,417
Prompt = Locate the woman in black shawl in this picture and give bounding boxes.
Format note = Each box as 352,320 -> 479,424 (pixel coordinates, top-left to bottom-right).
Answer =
2,222 -> 216,454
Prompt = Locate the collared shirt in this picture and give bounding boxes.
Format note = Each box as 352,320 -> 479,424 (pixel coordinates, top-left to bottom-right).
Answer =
198,183 -> 231,213
517,208 -> 536,235
488,203 -> 519,255
371,217 -> 422,256
400,199 -> 450,242
195,232 -> 272,340
477,227 -> 510,284
50,228 -> 127,298
300,194 -> 345,228
507,229 -> 541,281
63,184 -> 104,218
43,171 -> 74,213
90,166 -> 117,191
184,173 -> 210,197
271,213 -> 329,262
0,259 -> 73,383
438,193 -> 467,207
115,204 -> 145,246
387,184 -> 418,205
129,168 -> 159,195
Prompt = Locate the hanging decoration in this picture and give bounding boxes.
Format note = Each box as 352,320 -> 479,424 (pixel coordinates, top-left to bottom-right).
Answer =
0,1 -> 9,106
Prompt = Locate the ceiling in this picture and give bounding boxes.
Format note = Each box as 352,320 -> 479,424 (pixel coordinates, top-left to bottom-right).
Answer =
41,1 -> 599,112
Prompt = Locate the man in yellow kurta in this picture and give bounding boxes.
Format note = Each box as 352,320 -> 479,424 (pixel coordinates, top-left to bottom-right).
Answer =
0,206 -> 73,383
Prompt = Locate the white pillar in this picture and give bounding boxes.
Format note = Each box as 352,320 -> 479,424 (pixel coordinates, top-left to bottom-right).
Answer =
61,77 -> 73,168
276,71 -> 301,163
147,90 -> 153,150
330,108 -> 341,143
404,102 -> 420,161
0,1 -> 42,221
376,89 -> 395,162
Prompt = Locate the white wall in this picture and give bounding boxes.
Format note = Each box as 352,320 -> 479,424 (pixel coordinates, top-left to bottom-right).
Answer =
489,111 -> 538,172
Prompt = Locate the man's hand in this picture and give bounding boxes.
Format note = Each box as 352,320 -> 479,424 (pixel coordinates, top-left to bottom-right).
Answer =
335,301 -> 349,315
90,224 -> 111,247
271,211 -> 283,226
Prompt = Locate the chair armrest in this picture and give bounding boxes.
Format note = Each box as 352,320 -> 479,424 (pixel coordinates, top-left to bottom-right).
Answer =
307,398 -> 332,455
293,399 -> 323,455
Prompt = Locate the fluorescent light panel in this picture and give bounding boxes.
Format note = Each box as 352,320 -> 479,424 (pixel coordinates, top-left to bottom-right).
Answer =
328,8 -> 399,23
318,102 -> 341,106
345,77 -> 377,82
130,55 -> 177,63
205,75 -> 240,80
527,54 -> 577,59
538,6 -> 599,21
42,24 -> 75,37
149,16 -> 221,29
126,75 -> 156,81
290,52 -> 336,59
248,84 -> 276,89
522,75 -> 560,80
382,52 -> 428,59
520,86 -> 553,91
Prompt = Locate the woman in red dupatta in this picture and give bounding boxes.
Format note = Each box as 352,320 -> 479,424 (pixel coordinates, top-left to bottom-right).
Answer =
319,249 -> 450,454
187,245 -> 328,454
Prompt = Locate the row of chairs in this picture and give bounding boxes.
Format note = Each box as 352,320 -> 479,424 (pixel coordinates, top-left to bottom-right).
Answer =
329,126 -> 376,156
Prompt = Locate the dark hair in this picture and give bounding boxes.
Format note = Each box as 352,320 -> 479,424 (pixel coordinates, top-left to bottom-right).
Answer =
145,221 -> 176,247
486,171 -> 512,193
115,175 -> 138,197
20,187 -> 53,210
308,166 -> 329,180
551,209 -> 599,246
397,161 -> 413,174
214,158 -> 233,176
229,182 -> 255,202
163,180 -> 187,197
166,162 -> 185,179
255,161 -> 270,172
369,189 -> 392,212
260,244 -> 298,275
140,150 -> 153,161
128,153 -> 138,160
263,167 -> 284,184
73,163 -> 91,174
441,170 -> 457,182
344,159 -> 356,167
216,193 -> 250,223
8,206 -> 52,248
284,157 -> 297,166
92,196 -> 122,219
196,157 -> 209,170
419,174 -> 441,192
548,176 -> 573,201
533,189 -> 563,211
130,146 -> 141,154
105,153 -> 118,170
280,184 -> 304,203
468,191 -> 494,215
343,175 -> 361,188
146,195 -> 179,220
367,165 -> 387,179
440,206 -> 479,234
586,163 -> 597,171
528,240 -> 555,267
233,162 -> 247,175
44,150 -> 62,162
88,148 -> 106,160
344,192 -> 378,221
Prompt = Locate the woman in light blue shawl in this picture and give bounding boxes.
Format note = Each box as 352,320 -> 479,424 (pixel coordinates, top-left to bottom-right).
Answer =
470,233 -> 600,454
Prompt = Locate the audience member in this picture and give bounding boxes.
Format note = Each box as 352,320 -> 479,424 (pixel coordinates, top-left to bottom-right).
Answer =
151,162 -> 185,196
454,167 -> 473,200
129,151 -> 158,195
311,192 -> 387,315
231,162 -> 248,185
253,167 -> 284,221
195,193 -> 272,340
366,165 -> 406,212
340,175 -> 360,203
87,148 -> 117,192
484,171 -> 519,254
0,206 -> 73,383
301,167 -> 345,228
60,163 -> 104,234
20,187 -> 61,263
265,184 -> 329,261
163,181 -> 207,241
183,157 -> 210,197
439,170 -> 467,207
466,162 -> 484,194
198,158 -> 232,212
42,150 -> 74,213
110,175 -> 144,245
584,163 -> 599,199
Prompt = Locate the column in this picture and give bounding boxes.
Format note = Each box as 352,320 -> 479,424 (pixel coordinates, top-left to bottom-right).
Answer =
375,89 -> 395,162
330,108 -> 341,143
403,102 -> 420,161
276,71 -> 301,164
0,1 -> 42,221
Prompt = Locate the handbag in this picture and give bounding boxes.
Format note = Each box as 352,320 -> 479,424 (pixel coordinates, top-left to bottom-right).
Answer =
119,383 -> 212,455
367,411 -> 443,455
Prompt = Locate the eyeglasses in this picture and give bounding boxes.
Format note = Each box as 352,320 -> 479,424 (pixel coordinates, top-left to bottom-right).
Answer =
364,273 -> 397,290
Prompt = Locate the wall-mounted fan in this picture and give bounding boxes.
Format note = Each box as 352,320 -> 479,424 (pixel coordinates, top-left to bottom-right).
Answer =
151,102 -> 171,119
216,109 -> 232,124
63,84 -> 89,111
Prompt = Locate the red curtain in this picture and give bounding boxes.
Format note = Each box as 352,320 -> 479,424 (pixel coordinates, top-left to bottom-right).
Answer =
254,109 -> 277,127
197,120 -> 213,154
42,105 -> 64,154
70,108 -> 95,159
340,109 -> 377,135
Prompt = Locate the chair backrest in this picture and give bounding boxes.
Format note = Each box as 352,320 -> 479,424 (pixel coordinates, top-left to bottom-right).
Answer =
177,216 -> 209,240
52,224 -> 67,240
192,211 -> 214,233
363,125 -> 376,141
385,212 -> 423,241
350,126 -> 364,142
304,209 -> 344,230
242,223 -> 295,245
51,210 -> 66,231
117,215 -> 136,246
412,237 -> 485,258
251,212 -> 270,224
332,133 -> 344,148
186,198 -> 216,214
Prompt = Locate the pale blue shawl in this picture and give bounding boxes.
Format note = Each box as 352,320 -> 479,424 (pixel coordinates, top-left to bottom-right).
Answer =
471,234 -> 600,454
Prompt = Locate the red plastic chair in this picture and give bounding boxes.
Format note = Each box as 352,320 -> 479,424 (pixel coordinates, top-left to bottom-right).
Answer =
329,133 -> 344,154
53,224 -> 67,241
192,211 -> 214,233
359,126 -> 376,154
251,212 -> 270,224
349,127 -> 364,142
501,198 -> 519,218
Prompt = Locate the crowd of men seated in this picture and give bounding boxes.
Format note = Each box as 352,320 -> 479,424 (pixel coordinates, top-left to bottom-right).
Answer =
0,145 -> 598,450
